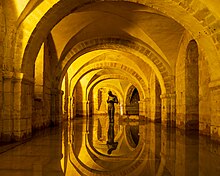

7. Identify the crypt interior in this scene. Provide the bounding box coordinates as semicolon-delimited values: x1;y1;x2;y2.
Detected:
0;0;220;175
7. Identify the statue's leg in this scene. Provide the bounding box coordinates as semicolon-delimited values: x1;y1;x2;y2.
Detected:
110;107;114;123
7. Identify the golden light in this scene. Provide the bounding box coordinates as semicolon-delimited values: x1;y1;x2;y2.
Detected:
14;0;29;17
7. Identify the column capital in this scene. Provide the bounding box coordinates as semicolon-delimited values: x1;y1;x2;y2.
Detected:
160;93;176;99
51;88;63;95
13;72;24;81
138;98;150;103
2;71;13;79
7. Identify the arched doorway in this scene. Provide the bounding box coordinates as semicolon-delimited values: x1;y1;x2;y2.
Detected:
126;86;140;115
185;40;199;130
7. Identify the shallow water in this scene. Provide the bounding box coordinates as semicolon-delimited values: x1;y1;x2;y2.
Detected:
0;115;220;176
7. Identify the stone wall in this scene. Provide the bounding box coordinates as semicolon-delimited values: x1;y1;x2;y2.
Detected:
185;40;199;130
176;31;212;135
209;82;220;140
199;54;211;135
32;35;57;130
75;81;84;116
0;72;33;142
150;73;161;122
0;2;4;140
176;32;200;130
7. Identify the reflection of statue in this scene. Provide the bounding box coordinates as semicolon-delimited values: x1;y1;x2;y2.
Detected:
106;91;118;154
107;122;118;154
107;91;118;123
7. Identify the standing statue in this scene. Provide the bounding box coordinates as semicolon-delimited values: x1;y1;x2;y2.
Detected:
107;91;118;123
106;90;118;154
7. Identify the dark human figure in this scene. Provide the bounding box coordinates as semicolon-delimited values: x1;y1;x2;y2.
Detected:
106;91;118;154
107;91;118;123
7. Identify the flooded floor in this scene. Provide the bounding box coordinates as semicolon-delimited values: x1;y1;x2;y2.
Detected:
0;115;220;176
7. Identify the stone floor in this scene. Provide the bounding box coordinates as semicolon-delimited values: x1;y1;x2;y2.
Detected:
0;115;220;176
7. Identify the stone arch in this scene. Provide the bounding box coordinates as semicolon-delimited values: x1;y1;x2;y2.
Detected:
57;37;171;94
125;85;137;105
86;74;143;100
68;61;148;99
125;84;140;115
15;0;220;83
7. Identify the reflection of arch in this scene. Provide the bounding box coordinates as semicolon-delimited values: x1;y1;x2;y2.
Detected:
70;124;148;175
124;125;139;149
66;121;150;175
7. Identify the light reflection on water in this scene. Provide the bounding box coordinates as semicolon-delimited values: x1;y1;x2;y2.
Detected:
0;115;220;175
63;115;220;176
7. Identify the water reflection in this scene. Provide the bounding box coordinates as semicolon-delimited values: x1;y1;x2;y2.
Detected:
61;115;220;176
0;115;220;175
107;122;118;154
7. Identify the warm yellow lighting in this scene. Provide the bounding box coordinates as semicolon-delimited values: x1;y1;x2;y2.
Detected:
120;104;123;115
14;0;29;17
35;44;44;85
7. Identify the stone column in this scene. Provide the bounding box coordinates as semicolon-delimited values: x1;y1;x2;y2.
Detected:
68;96;72;119
145;98;151;118
160;93;176;127
138;98;150;118
51;89;63;125
13;72;29;140
2;71;13;141
138;100;144;117
76;100;89;117
0;72;2;136
86;100;90;117
209;80;220;141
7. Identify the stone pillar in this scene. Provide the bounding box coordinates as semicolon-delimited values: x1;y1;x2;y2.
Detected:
68;96;73;119
119;103;123;116
0;72;2;136
76;100;89;117
2;71;13;141
51;89;63;125
209;81;220;141
138;100;144;117
19;76;33;140
138;98;150;118
13;72;29;140
145;98;150;118
86;100;90;117
123;103;126;115
160;93;176;127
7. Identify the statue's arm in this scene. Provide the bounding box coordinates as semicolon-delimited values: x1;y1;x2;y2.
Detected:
115;96;118;104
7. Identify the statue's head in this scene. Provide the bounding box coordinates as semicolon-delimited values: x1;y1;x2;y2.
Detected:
108;91;112;95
